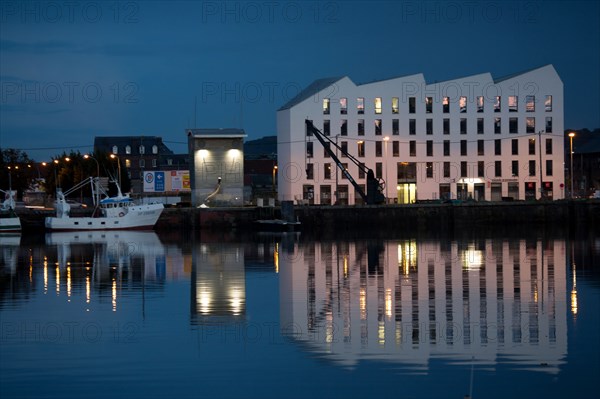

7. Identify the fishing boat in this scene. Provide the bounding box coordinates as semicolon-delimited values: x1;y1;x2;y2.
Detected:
45;177;164;231
0;189;21;232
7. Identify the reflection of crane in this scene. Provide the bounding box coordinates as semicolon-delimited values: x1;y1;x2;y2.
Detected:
305;120;385;205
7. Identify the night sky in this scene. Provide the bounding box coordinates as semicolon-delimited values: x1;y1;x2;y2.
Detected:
1;0;599;161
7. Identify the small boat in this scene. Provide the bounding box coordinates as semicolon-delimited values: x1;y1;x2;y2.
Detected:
0;189;21;232
45;177;164;231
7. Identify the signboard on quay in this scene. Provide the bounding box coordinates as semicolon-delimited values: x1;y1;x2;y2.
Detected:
143;171;190;193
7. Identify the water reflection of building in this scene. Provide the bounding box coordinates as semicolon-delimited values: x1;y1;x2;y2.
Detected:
0;231;191;312
191;242;246;323
279;239;567;373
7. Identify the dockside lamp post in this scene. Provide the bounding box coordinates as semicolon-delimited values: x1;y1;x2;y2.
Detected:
568;132;575;198
272;164;278;199
109;154;122;188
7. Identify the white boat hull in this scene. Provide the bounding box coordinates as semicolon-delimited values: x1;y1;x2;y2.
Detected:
0;216;21;232
45;203;164;231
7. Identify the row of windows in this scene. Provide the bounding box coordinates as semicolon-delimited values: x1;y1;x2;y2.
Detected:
307;138;553;158
314;116;553;137
306;159;554;180
112;144;159;155
124;158;159;168
323;95;553;115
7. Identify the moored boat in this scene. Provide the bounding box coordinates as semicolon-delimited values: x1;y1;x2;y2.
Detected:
45;177;163;231
0;189;21;232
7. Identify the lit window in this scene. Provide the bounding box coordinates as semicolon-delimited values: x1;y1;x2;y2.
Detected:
374;119;382;135
508;96;518;112
409;97;416;113
357;98;364;114
323;98;330;115
526;95;535;112
341;163;349;179
459;96;467;113
125;145;131;154
324;163;331;180
374;97;382;114
442;97;450;113
425;97;433;113
152;145;158;154
545;95;552;112
477;96;484;112
357;141;365;157
392;97;399;114
167;159;173;166
340;98;347;114
526;117;535;133
112;145;118;154
125;159;131;168
139;145;145;154
494;96;501;112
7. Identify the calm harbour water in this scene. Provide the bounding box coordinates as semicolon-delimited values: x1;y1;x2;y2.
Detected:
1;227;599;399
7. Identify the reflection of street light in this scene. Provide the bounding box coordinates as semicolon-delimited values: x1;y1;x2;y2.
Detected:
538;130;544;199
568;132;575;199
110;154;122;188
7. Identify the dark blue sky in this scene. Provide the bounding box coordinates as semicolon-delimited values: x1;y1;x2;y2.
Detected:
1;0;599;161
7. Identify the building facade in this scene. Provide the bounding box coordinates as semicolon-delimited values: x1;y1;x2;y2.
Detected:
187;129;246;207
94;136;189;193
277;65;564;204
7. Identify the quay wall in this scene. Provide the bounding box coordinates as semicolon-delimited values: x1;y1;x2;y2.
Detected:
15;201;600;233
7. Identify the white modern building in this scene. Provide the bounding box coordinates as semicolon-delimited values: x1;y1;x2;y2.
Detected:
277;65;564;204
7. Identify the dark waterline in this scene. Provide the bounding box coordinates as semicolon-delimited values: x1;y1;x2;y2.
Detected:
1;226;598;399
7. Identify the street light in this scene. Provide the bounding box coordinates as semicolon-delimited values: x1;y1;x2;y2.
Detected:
110;154;121;188
569;132;575;199
83;154;100;177
272;164;278;199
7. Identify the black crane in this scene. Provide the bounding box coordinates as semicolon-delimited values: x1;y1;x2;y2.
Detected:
305;119;386;205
